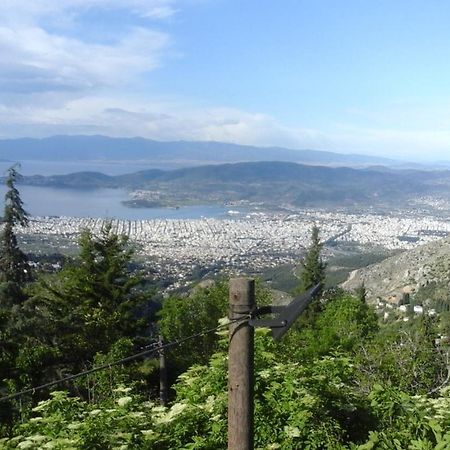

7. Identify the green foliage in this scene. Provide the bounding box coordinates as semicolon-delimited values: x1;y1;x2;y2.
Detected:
158;282;229;371
28;223;149;366
253;338;369;449
0;166;32;432
0;166;31;385
358;384;450;449
155;332;367;449
0;331;371;449
296;225;326;295
279;291;379;361
305;292;378;357
292;225;327;328
0;389;154;449
158;280;272;373
355;283;367;303
0;223;151;424
74;338;143;405
2;165;28;228
3;320;450;449
356;316;445;394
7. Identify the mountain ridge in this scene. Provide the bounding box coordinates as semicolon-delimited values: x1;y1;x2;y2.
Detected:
0;135;403;168
12;160;450;209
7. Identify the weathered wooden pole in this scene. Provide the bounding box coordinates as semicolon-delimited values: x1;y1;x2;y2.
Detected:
228;277;255;450
159;334;168;406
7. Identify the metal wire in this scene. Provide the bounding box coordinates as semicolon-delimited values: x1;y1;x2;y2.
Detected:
0;317;245;403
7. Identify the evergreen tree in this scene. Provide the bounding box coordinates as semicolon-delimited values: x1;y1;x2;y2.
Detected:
0;165;30;286
290;225;327;330
0;165;31;429
297;225;326;295
32;223;149;367
0;223;152;410
356;282;367;303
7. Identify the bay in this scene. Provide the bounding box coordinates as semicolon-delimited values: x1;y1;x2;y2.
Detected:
0;185;244;220
0;160;249;219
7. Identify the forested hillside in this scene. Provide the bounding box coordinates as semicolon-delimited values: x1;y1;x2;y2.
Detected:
14;160;450;208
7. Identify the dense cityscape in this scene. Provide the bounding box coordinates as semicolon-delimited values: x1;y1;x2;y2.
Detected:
19;207;450;282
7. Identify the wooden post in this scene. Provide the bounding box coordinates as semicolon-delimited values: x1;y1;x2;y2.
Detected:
228;277;255;450
159;335;168;406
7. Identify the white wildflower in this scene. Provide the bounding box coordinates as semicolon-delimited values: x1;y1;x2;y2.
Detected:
17;441;34;449
29;416;43;422
204;395;216;412
284;426;301;438
155;402;188;424
114;386;133;394
117;396;133;407
30;434;46;442
141;429;155;436
151;406;167;414
258;369;271;379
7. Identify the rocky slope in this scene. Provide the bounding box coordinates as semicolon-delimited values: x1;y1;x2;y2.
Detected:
341;236;450;304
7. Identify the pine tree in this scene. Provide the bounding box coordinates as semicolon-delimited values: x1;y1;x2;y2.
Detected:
0;165;30;286
290;225;327;331
297;225;326;295
356;282;367;303
37;223;148;364
0;223;151;401
0;166;31;426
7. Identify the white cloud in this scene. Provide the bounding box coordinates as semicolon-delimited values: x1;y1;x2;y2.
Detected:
0;94;332;152
0;1;172;106
0;26;169;96
0;1;178;24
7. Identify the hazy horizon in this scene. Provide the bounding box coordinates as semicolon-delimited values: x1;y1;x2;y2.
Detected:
0;134;448;166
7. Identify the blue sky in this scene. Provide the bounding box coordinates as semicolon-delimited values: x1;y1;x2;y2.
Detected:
1;0;450;161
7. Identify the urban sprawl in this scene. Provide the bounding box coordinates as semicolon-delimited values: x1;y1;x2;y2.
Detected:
19;208;450;285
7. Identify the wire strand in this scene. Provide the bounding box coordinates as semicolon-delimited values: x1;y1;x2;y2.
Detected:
0;317;246;403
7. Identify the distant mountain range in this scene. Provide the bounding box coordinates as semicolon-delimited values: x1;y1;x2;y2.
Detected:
2;135;449;209
15;161;450;209
0;135;408;168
